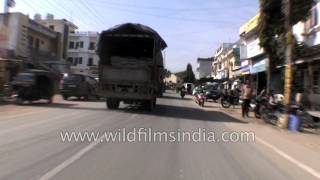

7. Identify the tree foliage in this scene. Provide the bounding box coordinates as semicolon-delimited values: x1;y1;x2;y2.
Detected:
258;0;314;64
184;63;196;83
177;63;196;83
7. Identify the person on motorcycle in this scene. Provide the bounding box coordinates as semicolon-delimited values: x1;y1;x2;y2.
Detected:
241;80;253;118
180;86;186;98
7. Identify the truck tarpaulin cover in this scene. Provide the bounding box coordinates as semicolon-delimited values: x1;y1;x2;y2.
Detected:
98;23;167;65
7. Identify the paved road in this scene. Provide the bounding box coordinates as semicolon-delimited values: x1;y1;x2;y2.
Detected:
0;91;319;180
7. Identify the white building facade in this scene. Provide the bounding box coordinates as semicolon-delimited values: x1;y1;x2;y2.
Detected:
67;31;99;77
292;2;320;110
197;57;213;79
212;43;233;80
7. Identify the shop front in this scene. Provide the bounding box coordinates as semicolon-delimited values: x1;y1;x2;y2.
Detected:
250;58;268;93
240;59;251;82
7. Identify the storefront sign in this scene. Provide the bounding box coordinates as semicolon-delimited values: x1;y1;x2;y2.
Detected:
240;59;251;75
241;60;250;67
241;66;251;76
247;38;264;58
250;59;268;74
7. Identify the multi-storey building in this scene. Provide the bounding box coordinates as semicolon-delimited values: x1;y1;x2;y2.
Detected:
35;14;78;61
211;43;233;80
293;2;320;110
0;13;59;62
67;31;99;77
0;12;63;89
197;57;213;79
239;13;268;93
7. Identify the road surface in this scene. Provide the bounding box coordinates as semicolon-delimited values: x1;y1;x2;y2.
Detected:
0;91;319;180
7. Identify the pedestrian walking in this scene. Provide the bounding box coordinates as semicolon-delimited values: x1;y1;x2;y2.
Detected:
241;80;253;118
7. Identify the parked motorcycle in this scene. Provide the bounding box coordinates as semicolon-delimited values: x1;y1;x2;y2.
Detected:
260;101;286;125
291;105;318;129
221;91;240;108
252;96;269;118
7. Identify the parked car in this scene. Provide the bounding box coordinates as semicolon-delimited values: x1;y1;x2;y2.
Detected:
204;83;221;102
60;74;99;100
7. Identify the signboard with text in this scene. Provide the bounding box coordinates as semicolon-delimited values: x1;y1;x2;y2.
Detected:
246;38;264;58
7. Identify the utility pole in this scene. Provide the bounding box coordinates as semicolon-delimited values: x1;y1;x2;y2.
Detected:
278;0;293;128
4;0;9;13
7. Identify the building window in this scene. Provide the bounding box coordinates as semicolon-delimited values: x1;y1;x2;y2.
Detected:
79;41;84;48
313;70;319;94
75;42;79;49
78;57;83;64
73;58;78;66
69;42;74;49
28;36;34;47
49;25;55;30
89;42;95;50
67;57;73;64
305;6;318;31
87;58;93;66
35;39;40;50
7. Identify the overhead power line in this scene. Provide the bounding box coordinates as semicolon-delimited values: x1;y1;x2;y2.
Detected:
94;0;221;12
78;0;107;27
19;0;39;13
89;4;238;24
93;0;253;12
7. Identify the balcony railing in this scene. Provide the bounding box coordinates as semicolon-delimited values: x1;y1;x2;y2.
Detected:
69;31;99;37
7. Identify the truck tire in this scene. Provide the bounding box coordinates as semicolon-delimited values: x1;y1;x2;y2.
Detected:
144;98;156;112
106;99;120;109
62;95;69;100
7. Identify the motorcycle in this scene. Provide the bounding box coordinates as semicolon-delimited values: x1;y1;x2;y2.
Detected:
252;96;269;118
260;101;286;125
290;105;318;129
221;91;240;108
180;90;186;99
194;92;205;107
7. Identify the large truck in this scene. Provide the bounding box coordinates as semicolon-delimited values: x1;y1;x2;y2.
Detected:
97;23;167;110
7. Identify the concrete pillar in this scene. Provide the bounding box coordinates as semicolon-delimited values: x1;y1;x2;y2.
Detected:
308;62;314;110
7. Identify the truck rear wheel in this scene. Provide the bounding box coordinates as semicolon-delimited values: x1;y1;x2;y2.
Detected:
106;99;120;109
144;98;156;112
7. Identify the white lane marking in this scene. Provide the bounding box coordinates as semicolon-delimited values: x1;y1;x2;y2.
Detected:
38;114;138;180
256;137;320;179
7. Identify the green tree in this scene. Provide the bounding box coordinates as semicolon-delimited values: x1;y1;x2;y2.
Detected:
258;0;314;93
183;63;196;83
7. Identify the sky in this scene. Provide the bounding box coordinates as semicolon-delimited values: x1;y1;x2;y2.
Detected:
1;0;259;73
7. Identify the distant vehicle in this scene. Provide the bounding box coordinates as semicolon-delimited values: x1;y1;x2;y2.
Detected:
60;74;99;100
97;23;167;111
180;88;186;99
204;83;221;102
183;83;194;94
11;69;56;104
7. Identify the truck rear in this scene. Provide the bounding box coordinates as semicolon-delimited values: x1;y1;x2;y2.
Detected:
97;23;167;110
